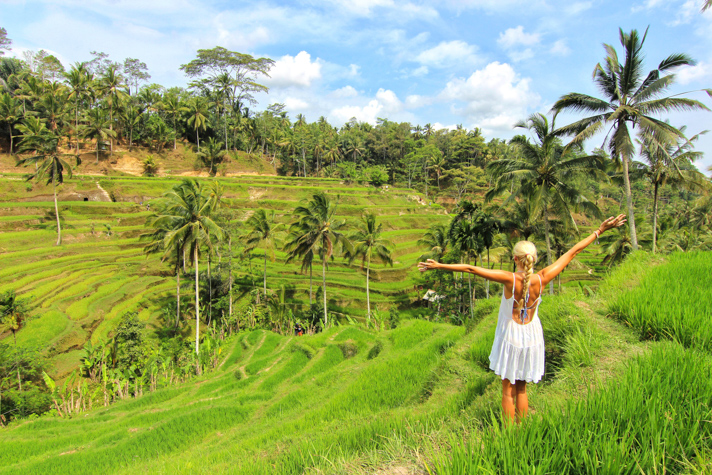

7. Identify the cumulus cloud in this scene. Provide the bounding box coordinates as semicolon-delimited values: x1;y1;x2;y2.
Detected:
264;51;322;89
331;86;359;98
675;62;712;85
438;61;541;134
330;88;405;124
550;39;571;56
497;26;540;49
415;40;481;69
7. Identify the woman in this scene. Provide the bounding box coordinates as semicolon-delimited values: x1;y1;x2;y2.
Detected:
418;214;626;423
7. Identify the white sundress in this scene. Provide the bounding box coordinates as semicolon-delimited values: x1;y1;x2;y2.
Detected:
488;273;545;383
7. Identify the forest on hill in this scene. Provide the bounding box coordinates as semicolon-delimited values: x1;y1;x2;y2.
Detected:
0;22;711;455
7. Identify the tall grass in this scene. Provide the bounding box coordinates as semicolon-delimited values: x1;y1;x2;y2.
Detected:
609;251;712;351
431;342;712;474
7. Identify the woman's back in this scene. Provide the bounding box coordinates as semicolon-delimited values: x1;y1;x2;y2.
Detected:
502;272;543;324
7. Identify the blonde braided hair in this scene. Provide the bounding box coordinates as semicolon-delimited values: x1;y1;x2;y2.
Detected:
512;241;537;317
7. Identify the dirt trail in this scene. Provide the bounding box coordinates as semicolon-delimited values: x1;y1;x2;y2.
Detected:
96;182;112;202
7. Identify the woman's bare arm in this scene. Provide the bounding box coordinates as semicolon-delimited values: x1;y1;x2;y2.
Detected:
418;260;514;285
538;214;626;286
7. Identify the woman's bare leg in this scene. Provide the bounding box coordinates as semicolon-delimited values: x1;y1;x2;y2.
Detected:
501;379;516;424
515;380;528;422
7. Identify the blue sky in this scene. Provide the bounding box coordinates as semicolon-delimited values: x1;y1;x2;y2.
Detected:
2;0;712;172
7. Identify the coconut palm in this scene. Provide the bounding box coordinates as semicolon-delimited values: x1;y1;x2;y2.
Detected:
634;127;708;253
289;192;351;326
551;28;710;251
449;219;483;317
0;290;30;344
159;94;187;150
487;112;602;294
186;96;209;152
197;137;227;176
81;108;116;164
16;117;74;246
153;179;224;354
418;223;450;261
0;92;21;153
243;209;284;300
64;63;92;152
284;232;315;306
347;212;393;321
474;208;500;298
96;65;127;154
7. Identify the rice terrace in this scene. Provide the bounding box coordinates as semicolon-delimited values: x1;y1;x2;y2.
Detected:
1;2;712;474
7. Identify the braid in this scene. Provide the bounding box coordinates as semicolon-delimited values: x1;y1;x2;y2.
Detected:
515;254;535;315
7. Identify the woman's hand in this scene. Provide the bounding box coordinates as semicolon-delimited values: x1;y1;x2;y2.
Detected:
418;259;439;272
598;214;627;234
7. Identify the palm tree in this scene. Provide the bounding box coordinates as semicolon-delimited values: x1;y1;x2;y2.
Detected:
64;63;92;152
0;92;21;153
186;96;209;152
552;28;709;251
703;1;711;12
347;212;393;321
418;223;449;261
96;65;127;154
449;219;482;317
16;117;74;245
197;137;227;176
500;199;541;241
243;209;284;300
634;128;708;253
160;94;187;150
0;290;30;344
154;180;224;354
81;108;116;164
289;192;351;326
284;231;315;306
487;112;602;294
474;208;500;298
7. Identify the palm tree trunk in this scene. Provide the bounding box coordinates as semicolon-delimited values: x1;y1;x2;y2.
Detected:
263;252;267;298
228;237;233;317
486;248;490;298
53;174;61;246
366;253;371;324
309;262;313;306
543;208;553;295
468;272;473;319
8;124;13;154
194;245;200;354
173;116;177;150
652;181;659;254
207;255;212;325
322;258;328;327
176;267;180;330
621;152;638;250
196;128;200;153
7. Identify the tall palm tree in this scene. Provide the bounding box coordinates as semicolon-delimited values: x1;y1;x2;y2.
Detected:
197;137;227;176
81;108;116;164
347;212;393;321
284;233;315;306
487;112;602;294
551;27;709;251
449;219;482;317
159;94;187;150
96;65;127;154
0;290;30;344
64;63;92;152
474;208;500;298
418;223;449;261
634;128;708;253
243;209;284;299
290;192;351;326
186;96;209;152
154;180;224;354
16;117;74;246
0;92;21;153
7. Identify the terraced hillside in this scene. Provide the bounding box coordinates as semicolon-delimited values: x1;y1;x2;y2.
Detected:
0;174;452;377
3;252;711;474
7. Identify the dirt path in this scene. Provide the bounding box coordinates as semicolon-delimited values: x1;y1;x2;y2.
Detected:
96;182;112;202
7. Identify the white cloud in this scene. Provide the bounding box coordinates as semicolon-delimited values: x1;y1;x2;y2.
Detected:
264;51;322;89
405;94;432;108
498;26;540;48
550;39;571;56
331;86;359;98
412;65;429;76
675;62;712;85
331;0;395;16
669;0;699;26
330;88;404;124
438;61;541;134
283;97;309;110
416;40;481;68
564;2;593;15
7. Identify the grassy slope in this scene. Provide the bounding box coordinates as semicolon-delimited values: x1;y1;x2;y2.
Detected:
3;252;710;474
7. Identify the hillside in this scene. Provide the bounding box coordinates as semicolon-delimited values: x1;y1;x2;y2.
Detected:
2;251;711;474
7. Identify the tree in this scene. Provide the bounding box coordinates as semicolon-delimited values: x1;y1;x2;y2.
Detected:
634;128;708;253
243;209;284;299
552;27;710;251
197;137;227;175
0;291;30;344
17;117;74;245
81;108;116;164
487;113;602;294
473;208;500;298
159;94;187;150
347;212;393;321
142;155;159;177
186;96;209;152
64;63;93;152
418;223;449;261
0;92;21;153
96;64;128;154
289;192;351;326
180;47;274;108
154;180;224;354
0;27;11;55
122;58;151;95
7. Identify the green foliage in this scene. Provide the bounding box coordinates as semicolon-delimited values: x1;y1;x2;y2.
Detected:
114;312;146;370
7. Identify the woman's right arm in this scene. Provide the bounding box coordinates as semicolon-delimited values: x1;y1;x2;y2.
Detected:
538;214;626;286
